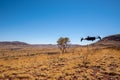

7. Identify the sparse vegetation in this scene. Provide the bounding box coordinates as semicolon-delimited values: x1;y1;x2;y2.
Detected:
0;34;120;79
0;46;120;80
57;37;70;53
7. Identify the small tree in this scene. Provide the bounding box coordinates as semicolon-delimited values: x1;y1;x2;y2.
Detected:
57;37;70;53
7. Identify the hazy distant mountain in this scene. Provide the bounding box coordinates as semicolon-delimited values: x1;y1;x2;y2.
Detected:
92;34;120;48
1;34;120;48
0;41;29;46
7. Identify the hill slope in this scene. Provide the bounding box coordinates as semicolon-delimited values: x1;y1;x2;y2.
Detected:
0;41;29;46
92;34;120;48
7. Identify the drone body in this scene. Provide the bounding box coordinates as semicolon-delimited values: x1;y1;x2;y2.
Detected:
81;36;101;42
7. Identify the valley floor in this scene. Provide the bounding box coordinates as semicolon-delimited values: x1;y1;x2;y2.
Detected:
0;47;120;80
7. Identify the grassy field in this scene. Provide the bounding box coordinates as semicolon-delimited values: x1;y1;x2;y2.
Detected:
0;46;120;80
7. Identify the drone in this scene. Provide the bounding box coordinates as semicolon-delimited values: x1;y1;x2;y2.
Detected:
81;36;101;42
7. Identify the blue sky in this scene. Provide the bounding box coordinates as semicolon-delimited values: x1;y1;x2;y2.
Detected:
0;0;120;45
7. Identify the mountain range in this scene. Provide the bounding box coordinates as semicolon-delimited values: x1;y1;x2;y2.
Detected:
0;34;120;48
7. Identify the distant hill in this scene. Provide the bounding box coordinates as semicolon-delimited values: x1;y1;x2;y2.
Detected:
0;41;29;46
101;34;120;42
92;34;120;49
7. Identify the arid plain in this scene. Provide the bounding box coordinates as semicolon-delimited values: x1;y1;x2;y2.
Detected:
0;34;120;80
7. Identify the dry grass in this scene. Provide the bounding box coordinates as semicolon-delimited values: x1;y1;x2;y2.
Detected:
0;46;120;80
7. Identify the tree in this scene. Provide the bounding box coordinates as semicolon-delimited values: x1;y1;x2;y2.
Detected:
57;37;70;53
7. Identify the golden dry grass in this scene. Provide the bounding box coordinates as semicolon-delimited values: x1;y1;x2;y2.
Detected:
0;46;120;80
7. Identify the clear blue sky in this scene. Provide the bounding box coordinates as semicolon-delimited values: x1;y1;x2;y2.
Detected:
0;0;120;45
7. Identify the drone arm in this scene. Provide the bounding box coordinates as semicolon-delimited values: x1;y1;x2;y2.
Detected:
81;38;83;42
98;36;101;40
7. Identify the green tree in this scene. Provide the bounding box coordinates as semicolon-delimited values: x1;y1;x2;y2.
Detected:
57;37;70;53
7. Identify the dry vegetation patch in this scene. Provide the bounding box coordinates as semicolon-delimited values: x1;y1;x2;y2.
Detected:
0;47;120;79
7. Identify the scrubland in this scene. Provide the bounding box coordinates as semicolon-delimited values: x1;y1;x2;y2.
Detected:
0;46;120;80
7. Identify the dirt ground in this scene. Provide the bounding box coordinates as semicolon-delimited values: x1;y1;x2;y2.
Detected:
0;46;120;80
